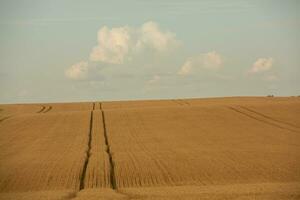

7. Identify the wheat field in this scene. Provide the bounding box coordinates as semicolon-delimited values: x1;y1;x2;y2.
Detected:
0;97;299;199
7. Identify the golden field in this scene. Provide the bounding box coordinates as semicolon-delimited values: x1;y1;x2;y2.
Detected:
0;97;299;199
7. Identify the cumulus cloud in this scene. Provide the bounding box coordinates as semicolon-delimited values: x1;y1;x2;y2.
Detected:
65;61;89;80
136;21;179;52
89;21;180;64
178;51;223;75
66;21;180;81
178;59;193;75
249;58;273;73
90;26;131;64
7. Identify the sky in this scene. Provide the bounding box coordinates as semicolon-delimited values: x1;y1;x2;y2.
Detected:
0;0;299;103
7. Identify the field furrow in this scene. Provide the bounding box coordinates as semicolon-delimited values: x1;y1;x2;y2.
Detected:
0;97;299;199
0;111;91;192
83;110;111;188
104;104;300;188
43;106;52;113
228;106;299;133
37;106;46;113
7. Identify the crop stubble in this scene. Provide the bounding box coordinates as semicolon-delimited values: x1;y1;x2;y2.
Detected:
0;97;299;199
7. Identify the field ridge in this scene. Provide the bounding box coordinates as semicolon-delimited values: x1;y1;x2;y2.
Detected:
101;102;117;190
79;110;93;190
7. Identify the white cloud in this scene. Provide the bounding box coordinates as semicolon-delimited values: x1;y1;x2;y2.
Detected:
178;51;223;75
90;26;131;64
65;61;89;80
89;21;179;64
147;75;161;84
249;58;274;73
136;21;179;52
178;59;193;75
202;51;223;69
66;21;180;81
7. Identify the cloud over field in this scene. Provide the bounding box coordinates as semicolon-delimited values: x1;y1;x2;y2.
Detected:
249;58;274;74
90;21;179;64
89;26;131;64
178;51;223;75
65;61;89;80
66;21;180;80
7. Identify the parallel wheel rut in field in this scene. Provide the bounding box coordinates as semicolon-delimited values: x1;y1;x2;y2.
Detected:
173;99;190;106
79;109;94;190
228;106;299;133
43;106;52;113
100;102;117;190
239;106;300;129
37;106;46;113
181;99;190;106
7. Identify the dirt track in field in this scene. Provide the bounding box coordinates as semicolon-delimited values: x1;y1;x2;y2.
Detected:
0;97;300;199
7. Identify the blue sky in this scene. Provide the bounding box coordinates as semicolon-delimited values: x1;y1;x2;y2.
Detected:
0;0;299;103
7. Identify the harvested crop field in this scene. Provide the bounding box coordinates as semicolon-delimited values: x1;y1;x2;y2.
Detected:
0;97;300;199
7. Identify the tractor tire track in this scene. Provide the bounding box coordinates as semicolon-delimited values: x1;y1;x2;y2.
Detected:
180;99;190;106
79;109;94;190
172;100;181;106
173;99;190;106
0;116;11;123
37;106;46;113
100;102;117;190
43;106;52;113
228;106;299;133
239;106;300;129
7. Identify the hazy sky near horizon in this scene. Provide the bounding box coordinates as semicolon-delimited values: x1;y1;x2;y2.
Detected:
0;0;299;103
